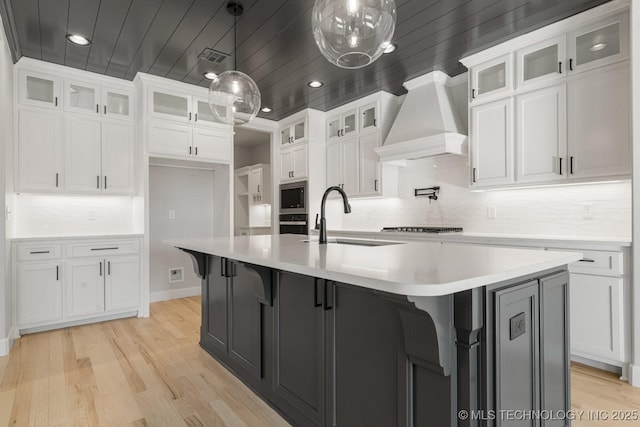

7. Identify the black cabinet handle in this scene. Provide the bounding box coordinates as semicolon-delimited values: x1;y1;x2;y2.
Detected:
104;105;107;115
55;173;59;187
55;97;58;107
471;88;476;99
374;179;378;191
558;61;562;74
104;176;107;189
96;104;99;113
314;279;323;307
97;175;100;189
189;112;192;121
257;184;260;193
570;157;574;174
30;250;50;254
99;261;102;276
472;167;477;183
569;58;574;71
91;247;118;251
108;261;111;275
195;113;198;122
323;281;334;311
195;147;198;156
579;258;596;263
559;158;563;175
56;265;59;280
373;118;376;127
189;146;192;155
221;258;226;277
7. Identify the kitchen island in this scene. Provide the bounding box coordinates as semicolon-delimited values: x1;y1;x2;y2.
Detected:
166;234;581;427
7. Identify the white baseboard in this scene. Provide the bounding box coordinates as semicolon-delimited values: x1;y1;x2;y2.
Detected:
150;285;201;303
629;364;640;387
0;325;17;357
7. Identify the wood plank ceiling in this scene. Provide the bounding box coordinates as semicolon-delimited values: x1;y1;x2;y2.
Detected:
0;0;610;121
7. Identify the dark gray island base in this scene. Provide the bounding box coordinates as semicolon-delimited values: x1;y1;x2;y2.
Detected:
181;250;570;427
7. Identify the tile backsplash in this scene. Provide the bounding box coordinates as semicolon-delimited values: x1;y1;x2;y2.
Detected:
324;155;631;238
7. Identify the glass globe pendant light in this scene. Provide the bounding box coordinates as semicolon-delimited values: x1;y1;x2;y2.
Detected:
208;1;261;125
312;0;396;69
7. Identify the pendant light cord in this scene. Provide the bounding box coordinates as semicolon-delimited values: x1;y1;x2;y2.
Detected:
234;11;237;70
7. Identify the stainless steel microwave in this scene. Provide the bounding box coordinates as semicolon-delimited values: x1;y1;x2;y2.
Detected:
279;181;307;214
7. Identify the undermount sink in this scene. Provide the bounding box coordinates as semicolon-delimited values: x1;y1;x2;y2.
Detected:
303;238;404;247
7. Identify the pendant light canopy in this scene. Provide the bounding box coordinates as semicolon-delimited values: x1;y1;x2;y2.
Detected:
312;0;396;69
208;1;261;125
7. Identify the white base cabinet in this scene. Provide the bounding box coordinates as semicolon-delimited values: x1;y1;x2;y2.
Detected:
13;236;142;333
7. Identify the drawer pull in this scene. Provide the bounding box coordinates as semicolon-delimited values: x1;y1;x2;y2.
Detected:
30;250;50;254
90;247;119;251
579;258;596;263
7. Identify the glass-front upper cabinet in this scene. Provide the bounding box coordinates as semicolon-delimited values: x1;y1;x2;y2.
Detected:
194;98;223;127
516;36;566;88
64;80;100;115
148;88;192;123
18;70;62;109
102;87;133;120
471;54;512;102
568;12;629;74
359;102;378;133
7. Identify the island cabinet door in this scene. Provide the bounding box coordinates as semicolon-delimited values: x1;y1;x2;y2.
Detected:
227;261;268;381
272;272;325;427
201;256;228;356
494;281;540;425
325;282;406;427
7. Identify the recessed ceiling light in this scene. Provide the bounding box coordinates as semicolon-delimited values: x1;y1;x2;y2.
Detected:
590;42;607;52
204;72;218;80
308;80;324;88
261;107;273;113
66;34;91;46
382;43;397;54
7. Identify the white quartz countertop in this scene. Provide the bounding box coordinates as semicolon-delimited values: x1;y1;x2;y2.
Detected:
165;234;582;297
11;233;144;242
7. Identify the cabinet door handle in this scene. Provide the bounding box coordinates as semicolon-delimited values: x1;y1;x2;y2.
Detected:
569;58;574;71
314;278;323;307
55;96;58;107
96;104;99;113
558;61;562;74
221;258;226;277
97;175;100;189
570;156;574;174
472;167;477;183
107;261;111;275
373;118;376;127
195;113;198;122
30;250;50;254
56;265;59;281
195;147;198;156
189;112;192;121
55;173;59;187
91;247;118;251
323;281;334;311
104;176;107;189
579;258;596;263
559;157;563;175
257;184;260;193
104;105;107;115
189;146;192;155
471;88;476;99
99;261;102;276
374;179;378;191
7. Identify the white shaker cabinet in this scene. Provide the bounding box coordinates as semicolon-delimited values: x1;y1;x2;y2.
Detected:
192;126;232;162
358;133;382;196
470;98;513;186
325;138;358;195
515;84;567;183
280;143;308;182
18;69;61;110
16;262;62;327
148;121;192;158
101;122;136;194
327;109;357;141
105;256;141;311
65;260;105;318
567;62;630;179
16;108;63;192
280;118;307;145
470;55;512;103
516;36;565;88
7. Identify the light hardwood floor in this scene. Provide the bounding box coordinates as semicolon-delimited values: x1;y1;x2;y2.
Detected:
0;296;638;426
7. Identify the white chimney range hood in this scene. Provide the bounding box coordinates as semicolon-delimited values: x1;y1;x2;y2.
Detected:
376;71;467;166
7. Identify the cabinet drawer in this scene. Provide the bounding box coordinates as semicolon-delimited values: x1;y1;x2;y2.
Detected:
66;240;140;258
15;243;62;262
549;248;623;276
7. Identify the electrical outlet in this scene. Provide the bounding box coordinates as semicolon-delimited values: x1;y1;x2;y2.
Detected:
169;267;184;283
168;209;176;220
582;203;595;219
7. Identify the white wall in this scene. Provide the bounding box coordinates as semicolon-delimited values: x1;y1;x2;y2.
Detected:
0;14;12;355
325;155;631;238
234;142;271;169
148;165;214;301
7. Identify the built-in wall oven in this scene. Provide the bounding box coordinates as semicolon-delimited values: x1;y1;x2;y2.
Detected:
279;181;308;234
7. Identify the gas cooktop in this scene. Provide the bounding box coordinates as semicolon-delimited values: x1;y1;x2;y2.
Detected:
381;226;463;233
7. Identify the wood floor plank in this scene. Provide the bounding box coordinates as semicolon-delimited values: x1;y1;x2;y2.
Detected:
1;296;638;427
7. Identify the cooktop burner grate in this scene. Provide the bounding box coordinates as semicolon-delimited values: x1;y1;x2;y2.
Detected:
381;226;463;233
